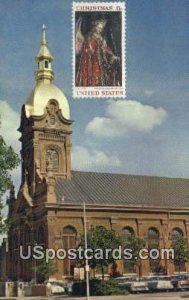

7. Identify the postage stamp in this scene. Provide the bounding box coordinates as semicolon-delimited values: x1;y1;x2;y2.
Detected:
72;2;126;98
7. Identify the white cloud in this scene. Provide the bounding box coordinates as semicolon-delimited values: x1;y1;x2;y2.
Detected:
86;100;167;139
72;145;121;171
0;100;20;152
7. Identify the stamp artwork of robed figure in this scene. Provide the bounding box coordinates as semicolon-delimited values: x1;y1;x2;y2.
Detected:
73;2;126;98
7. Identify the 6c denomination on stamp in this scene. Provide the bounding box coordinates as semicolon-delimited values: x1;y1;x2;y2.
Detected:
73;2;126;98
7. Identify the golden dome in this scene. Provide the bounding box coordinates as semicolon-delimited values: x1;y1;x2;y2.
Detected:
25;82;70;119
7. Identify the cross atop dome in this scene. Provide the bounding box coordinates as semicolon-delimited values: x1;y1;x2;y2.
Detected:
42;24;47;45
35;25;54;83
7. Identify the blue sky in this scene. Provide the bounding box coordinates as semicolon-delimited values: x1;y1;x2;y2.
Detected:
0;0;189;187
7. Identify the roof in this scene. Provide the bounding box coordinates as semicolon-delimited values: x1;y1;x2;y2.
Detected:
55;171;189;209
36;44;53;60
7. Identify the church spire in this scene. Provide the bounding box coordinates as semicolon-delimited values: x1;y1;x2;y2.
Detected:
35;25;54;83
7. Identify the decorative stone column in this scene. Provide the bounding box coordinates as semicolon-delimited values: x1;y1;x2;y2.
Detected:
161;219;174;275
110;217;122;275
46;166;56;203
137;220;149;277
47;217;58;279
54;233;63;280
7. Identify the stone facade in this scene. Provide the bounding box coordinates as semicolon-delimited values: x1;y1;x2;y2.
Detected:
7;198;189;281
6;26;189;282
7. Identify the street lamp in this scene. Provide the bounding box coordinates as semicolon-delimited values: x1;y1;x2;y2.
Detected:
83;202;90;300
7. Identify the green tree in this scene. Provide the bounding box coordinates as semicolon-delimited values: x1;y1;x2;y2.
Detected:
171;235;189;273
35;258;57;282
123;235;146;279
0;136;20;233
77;225;121;280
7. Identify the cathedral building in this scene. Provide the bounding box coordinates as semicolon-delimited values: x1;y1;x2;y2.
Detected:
7;26;189;282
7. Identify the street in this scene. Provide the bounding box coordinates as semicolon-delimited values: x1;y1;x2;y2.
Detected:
2;291;189;300
51;292;189;300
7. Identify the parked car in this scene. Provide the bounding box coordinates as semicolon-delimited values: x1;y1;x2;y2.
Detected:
132;275;174;292
156;280;174;291
114;276;137;290
45;280;65;295
171;275;189;291
130;281;149;293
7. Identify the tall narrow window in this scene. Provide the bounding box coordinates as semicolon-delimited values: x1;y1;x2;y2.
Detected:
45;60;48;68
62;226;77;276
171;228;186;272
148;227;160;273
122;227;136;274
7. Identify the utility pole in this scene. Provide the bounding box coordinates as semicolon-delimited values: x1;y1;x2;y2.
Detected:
83;202;90;300
34;241;37;284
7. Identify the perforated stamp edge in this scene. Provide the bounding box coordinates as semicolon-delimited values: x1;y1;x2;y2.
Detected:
72;1;126;99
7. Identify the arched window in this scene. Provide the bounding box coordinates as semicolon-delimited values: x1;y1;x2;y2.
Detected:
62;226;77;276
63;225;77;235
148;228;159;247
46;148;59;172
122;227;134;240
171;228;185;272
122;227;136;274
171;228;183;240
148;227;160;274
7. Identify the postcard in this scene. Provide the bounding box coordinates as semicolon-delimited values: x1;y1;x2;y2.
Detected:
0;0;188;293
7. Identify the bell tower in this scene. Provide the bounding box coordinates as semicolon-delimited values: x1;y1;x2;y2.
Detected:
19;25;73;198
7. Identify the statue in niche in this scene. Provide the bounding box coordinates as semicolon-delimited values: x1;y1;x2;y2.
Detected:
46;149;59;172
